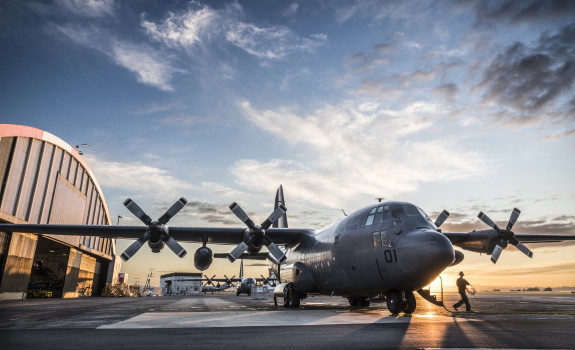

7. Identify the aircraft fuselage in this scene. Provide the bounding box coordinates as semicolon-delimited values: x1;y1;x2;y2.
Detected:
279;201;455;298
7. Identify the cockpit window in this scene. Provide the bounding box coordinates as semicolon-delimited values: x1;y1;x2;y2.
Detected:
364;205;390;226
392;207;405;218
416;206;433;222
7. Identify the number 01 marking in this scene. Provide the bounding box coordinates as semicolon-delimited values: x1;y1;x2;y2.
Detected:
384;249;398;263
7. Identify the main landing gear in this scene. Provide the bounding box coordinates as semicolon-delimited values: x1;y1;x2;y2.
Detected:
348;296;371;307
283;283;301;307
386;290;416;314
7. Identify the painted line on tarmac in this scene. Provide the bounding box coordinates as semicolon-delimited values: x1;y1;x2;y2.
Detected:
98;310;476;329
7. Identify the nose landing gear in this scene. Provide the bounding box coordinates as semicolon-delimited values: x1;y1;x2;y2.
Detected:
386;290;416;314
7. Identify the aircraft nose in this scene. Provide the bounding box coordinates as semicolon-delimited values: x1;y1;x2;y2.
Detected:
396;229;454;290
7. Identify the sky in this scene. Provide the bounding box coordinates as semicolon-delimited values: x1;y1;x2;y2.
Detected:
1;0;574;291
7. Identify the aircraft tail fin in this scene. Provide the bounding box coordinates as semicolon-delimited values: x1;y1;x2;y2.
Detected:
273;185;288;228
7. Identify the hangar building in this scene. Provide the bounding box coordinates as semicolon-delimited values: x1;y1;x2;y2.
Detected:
160;272;202;296
0;124;121;300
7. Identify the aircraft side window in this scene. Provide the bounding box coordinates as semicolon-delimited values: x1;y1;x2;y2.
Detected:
383;210;390;221
380;231;388;246
372;231;381;247
372;231;388;247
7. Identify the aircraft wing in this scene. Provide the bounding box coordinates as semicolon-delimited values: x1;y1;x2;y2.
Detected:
444;231;575;246
443;230;575;264
0;223;313;246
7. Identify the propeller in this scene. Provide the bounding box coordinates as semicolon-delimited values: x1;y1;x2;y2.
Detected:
477;208;533;264
434;209;450;228
223;275;236;285
120;197;188;261
227;202;287;264
204;275;216;286
260;274;276;285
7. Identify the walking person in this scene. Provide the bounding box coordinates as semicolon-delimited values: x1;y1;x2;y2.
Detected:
453;271;472;312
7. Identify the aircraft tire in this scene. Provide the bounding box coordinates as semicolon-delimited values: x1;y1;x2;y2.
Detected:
386;290;403;314
288;287;300;307
402;291;416;314
284;284;300;307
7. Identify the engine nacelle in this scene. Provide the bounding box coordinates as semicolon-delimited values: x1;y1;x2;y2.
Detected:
450;249;465;266
194;246;213;271
247;241;262;254
148;239;165;253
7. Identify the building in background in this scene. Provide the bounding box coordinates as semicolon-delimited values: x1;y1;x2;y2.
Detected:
160;273;202;296
0;124;121;300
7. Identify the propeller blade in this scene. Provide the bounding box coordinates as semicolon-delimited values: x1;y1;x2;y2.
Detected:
204;275;215;286
158;197;188;225
229;202;256;230
164;236;188;258
506;208;521;231
490;244;504;264
266;241;287;264
120;231;151;261
478;211;501;232
228;241;249;263
224;275;235;285
434;209;450;228
261;205;287;230
511;239;533;258
124;198;152;225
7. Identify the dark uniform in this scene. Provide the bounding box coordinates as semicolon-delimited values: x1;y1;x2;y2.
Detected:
453;272;471;311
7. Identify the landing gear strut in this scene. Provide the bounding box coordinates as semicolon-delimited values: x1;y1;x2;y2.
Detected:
348;296;371;307
386;290;416;314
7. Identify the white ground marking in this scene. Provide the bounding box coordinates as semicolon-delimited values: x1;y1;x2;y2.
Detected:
98;310;476;329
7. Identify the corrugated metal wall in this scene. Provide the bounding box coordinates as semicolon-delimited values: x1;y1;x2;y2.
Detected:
0;131;116;299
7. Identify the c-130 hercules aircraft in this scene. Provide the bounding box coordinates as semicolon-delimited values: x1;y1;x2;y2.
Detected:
2;185;575;314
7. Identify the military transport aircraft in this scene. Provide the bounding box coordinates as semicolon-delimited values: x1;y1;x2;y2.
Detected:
203;260;277;296
2;185;575;314
201;279;232;294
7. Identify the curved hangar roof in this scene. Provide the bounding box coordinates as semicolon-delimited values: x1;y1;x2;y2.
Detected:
0;124;113;257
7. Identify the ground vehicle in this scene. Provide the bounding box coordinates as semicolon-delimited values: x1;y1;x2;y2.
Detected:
27;285;53;298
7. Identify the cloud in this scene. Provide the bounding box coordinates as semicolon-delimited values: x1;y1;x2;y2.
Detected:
475;23;575;135
141;2;327;60
470;0;575;26
53;24;183;91
283;3;299;17
110;41;184;91
345;43;394;74
83;154;196;200
432;83;458;102
141;3;218;50
55;0;114;17
233;100;485;208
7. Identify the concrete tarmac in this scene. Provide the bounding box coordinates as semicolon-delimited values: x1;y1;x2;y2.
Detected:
1;291;574;349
